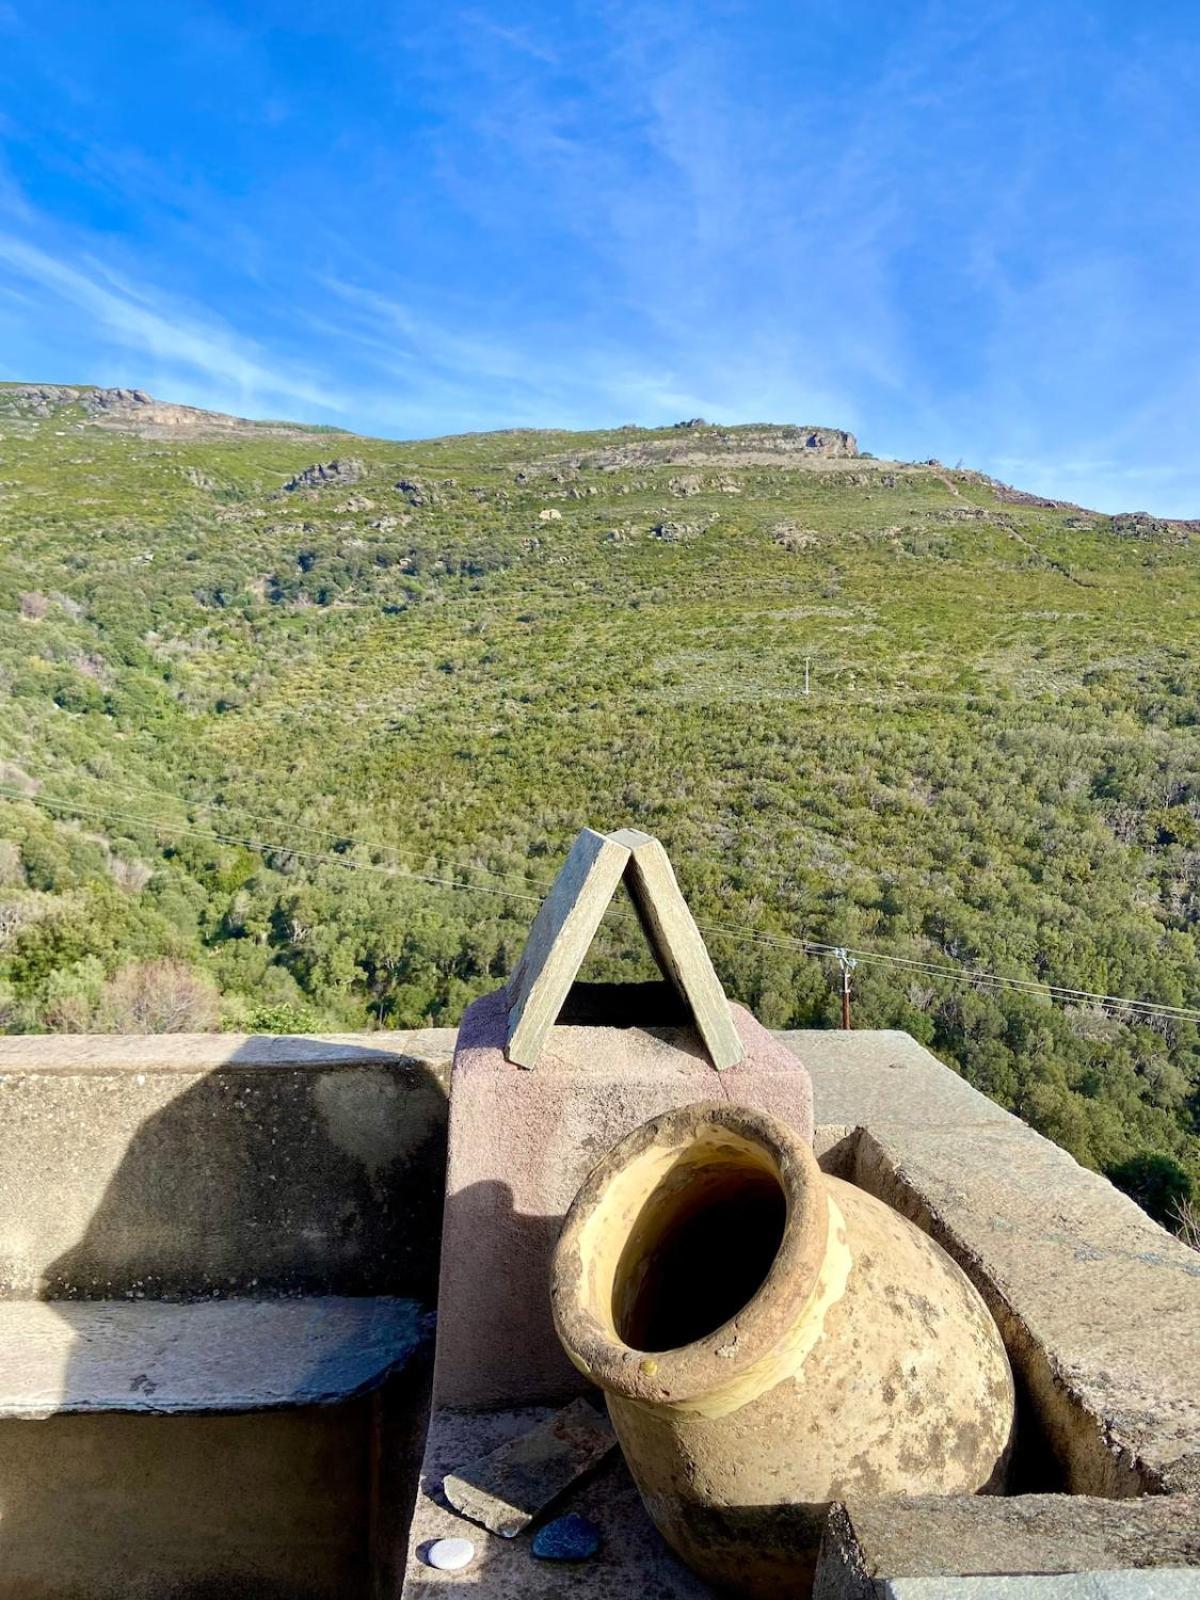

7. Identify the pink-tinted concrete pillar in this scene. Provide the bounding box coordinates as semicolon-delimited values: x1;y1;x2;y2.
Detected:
433;987;814;1409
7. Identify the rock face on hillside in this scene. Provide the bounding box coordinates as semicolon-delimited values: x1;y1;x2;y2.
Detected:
283;458;366;492
1110;511;1200;541
516;423;859;479
0;384;344;440
0;385;83;419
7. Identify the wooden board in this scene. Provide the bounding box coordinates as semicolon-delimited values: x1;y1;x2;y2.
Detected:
504;827;744;1071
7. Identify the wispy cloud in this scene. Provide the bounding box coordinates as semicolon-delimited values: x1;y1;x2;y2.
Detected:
458;10;559;66
0;228;346;416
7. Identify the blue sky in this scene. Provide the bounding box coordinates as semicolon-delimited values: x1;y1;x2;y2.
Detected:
0;1;1198;513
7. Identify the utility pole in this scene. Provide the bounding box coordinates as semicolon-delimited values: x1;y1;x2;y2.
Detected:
834;947;858;1030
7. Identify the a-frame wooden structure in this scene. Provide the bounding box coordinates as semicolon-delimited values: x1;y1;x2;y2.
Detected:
504;827;745;1070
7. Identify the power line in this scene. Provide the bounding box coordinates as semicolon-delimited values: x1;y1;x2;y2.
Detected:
0;784;545;906
2;779;1197;1023
1;770;557;896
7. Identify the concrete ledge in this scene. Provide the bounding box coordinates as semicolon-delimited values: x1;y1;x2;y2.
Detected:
0;1029;459;1072
814;1495;1200;1597
776;1028;1019;1129
882;1577;1200;1599
843;1122;1200;1496
0;1295;428;1416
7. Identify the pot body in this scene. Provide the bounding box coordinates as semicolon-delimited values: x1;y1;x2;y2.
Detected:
551;1105;1015;1599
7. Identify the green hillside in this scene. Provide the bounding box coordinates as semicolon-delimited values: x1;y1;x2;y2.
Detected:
2;383;1198;1223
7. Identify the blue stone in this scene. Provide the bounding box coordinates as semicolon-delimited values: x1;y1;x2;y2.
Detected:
531;1513;601;1561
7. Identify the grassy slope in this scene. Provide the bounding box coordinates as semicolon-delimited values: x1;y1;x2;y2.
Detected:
1;387;1198;1205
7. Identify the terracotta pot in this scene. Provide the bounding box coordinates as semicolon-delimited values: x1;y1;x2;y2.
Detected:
550;1102;1015;1597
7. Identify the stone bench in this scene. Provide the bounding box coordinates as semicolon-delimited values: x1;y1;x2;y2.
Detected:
0;1295;432;1599
0;1030;457;1600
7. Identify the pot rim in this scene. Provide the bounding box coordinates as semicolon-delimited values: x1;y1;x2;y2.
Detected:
550;1100;828;1409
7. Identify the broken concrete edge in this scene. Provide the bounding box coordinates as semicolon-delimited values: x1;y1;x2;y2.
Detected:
812;1494;1200;1598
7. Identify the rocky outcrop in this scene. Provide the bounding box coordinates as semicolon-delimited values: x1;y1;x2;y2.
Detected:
395;477;457;508
772;519;819;551
1110;512;1200;541
0;384;84;418
516;423;859;479
283;458;366;492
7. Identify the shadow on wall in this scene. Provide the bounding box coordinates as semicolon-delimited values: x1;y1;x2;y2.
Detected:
43;1037;451;1301
0;1038;451;1600
436;1176;579;1408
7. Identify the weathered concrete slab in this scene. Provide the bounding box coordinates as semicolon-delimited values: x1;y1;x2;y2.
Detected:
505;829;743;1070
402;1404;712;1598
506;829;632;1068
883;1576;1200;1600
0;1295;429;1415
814;1494;1200;1597
0;1030;453;1299
778;1027;1017;1128
443;1395;615;1536
615;828;744;1069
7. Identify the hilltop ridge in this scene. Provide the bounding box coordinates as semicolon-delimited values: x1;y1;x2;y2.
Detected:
4;381;1195;530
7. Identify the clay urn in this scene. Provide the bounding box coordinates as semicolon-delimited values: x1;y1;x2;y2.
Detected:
550;1101;1016;1598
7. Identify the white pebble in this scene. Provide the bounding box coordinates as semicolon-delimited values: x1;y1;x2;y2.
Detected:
425;1536;475;1572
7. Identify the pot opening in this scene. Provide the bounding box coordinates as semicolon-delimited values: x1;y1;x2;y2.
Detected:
613;1156;786;1353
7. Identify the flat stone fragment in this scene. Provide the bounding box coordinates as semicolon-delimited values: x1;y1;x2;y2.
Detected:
442;1397;616;1537
424;1538;475;1573
532;1514;601;1561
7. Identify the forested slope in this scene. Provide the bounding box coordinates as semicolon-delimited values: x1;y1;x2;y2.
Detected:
1;384;1198;1226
